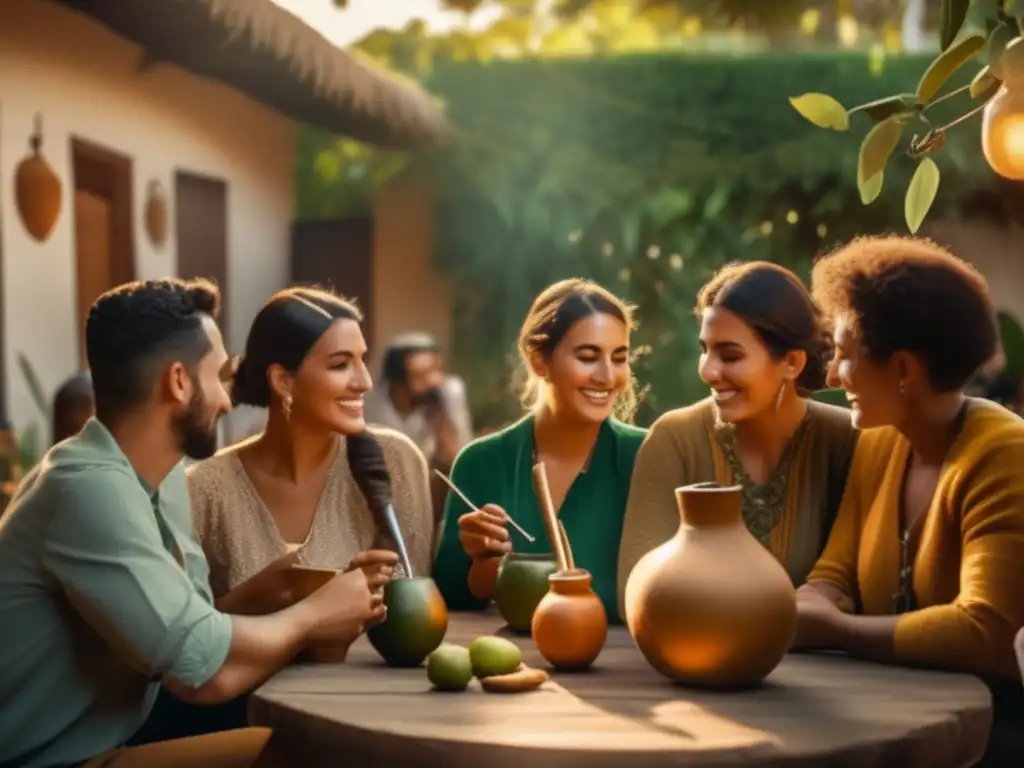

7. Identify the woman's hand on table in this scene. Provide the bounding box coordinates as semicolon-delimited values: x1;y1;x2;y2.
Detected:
793;586;845;650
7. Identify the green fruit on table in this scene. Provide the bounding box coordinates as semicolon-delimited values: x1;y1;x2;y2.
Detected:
427;644;474;691
469;636;523;678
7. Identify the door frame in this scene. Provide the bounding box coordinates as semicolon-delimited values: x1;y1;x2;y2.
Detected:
291;217;374;350
173;169;229;343
71;138;134;285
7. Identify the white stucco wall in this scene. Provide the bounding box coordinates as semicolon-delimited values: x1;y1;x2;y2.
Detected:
0;0;296;437
924;219;1024;325
370;168;452;376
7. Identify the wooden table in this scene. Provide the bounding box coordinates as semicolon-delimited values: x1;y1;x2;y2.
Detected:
250;612;993;767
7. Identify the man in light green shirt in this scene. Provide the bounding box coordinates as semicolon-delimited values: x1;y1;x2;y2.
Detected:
0;279;392;768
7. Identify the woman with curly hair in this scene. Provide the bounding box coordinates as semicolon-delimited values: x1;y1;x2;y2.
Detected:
797;235;1024;762
618;262;857;616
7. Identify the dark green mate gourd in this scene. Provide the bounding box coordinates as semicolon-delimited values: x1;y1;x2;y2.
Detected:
347;432;448;666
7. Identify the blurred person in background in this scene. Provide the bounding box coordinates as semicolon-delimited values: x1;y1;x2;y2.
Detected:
982;371;1023;414
365;332;473;523
51;370;95;445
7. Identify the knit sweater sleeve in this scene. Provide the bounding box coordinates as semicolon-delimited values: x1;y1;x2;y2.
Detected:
892;427;1024;680
431;438;496;611
804;428;891;606
617;404;712;620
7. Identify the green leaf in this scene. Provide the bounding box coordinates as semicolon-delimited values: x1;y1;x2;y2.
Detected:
788;93;849;131
858;118;903;202
16;422;40;474
905;158;941;234
703;184;730;219
645;188;693;227
940;0;971;50
860;171;884;205
16;354;49;418
998;310;1024;377
970;64;1001;97
986;22;1019;78
849;93;919;122
965;0;1002;34
1007;0;1024;28
970;64;1003;101
916;33;986;103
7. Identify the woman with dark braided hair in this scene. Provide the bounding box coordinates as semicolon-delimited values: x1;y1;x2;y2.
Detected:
187;287;433;615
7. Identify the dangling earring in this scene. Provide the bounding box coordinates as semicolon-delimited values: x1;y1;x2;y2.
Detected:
282;395;293;422
898;379;906;396
774;380;786;413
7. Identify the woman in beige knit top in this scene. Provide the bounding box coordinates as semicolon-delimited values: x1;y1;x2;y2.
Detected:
188;287;434;609
618;262;857;616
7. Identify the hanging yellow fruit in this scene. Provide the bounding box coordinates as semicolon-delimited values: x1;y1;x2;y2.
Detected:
15;116;62;243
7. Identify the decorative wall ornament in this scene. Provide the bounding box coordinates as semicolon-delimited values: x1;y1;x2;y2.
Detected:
14;114;62;243
144;179;168;248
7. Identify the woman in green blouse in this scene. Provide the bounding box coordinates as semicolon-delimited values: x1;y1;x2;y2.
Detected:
432;278;646;621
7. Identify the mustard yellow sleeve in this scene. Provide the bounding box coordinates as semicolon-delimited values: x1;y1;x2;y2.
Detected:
617;414;691;619
805;443;864;604
893;439;1024;681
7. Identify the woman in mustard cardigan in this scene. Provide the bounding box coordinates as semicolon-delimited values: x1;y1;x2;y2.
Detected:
797;235;1024;762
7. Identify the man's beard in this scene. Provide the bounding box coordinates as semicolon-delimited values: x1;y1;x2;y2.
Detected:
173;387;218;461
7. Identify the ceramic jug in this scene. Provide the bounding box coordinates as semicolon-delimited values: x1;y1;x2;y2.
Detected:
531;569;607;670
624;482;797;688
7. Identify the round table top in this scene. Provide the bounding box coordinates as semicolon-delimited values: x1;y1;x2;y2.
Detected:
250;611;993;767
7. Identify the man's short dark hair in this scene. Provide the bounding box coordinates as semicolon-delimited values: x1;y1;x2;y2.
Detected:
381;332;441;384
85;278;220;421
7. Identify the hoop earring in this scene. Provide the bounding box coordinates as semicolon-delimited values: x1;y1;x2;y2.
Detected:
774;381;786;413
283;395;293;422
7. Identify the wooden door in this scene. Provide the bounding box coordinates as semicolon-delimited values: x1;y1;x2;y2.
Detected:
71;139;134;368
175;171;228;341
291;218;373;350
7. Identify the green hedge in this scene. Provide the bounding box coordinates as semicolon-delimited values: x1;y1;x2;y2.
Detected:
417;51;1018;429
297;51;1016;429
